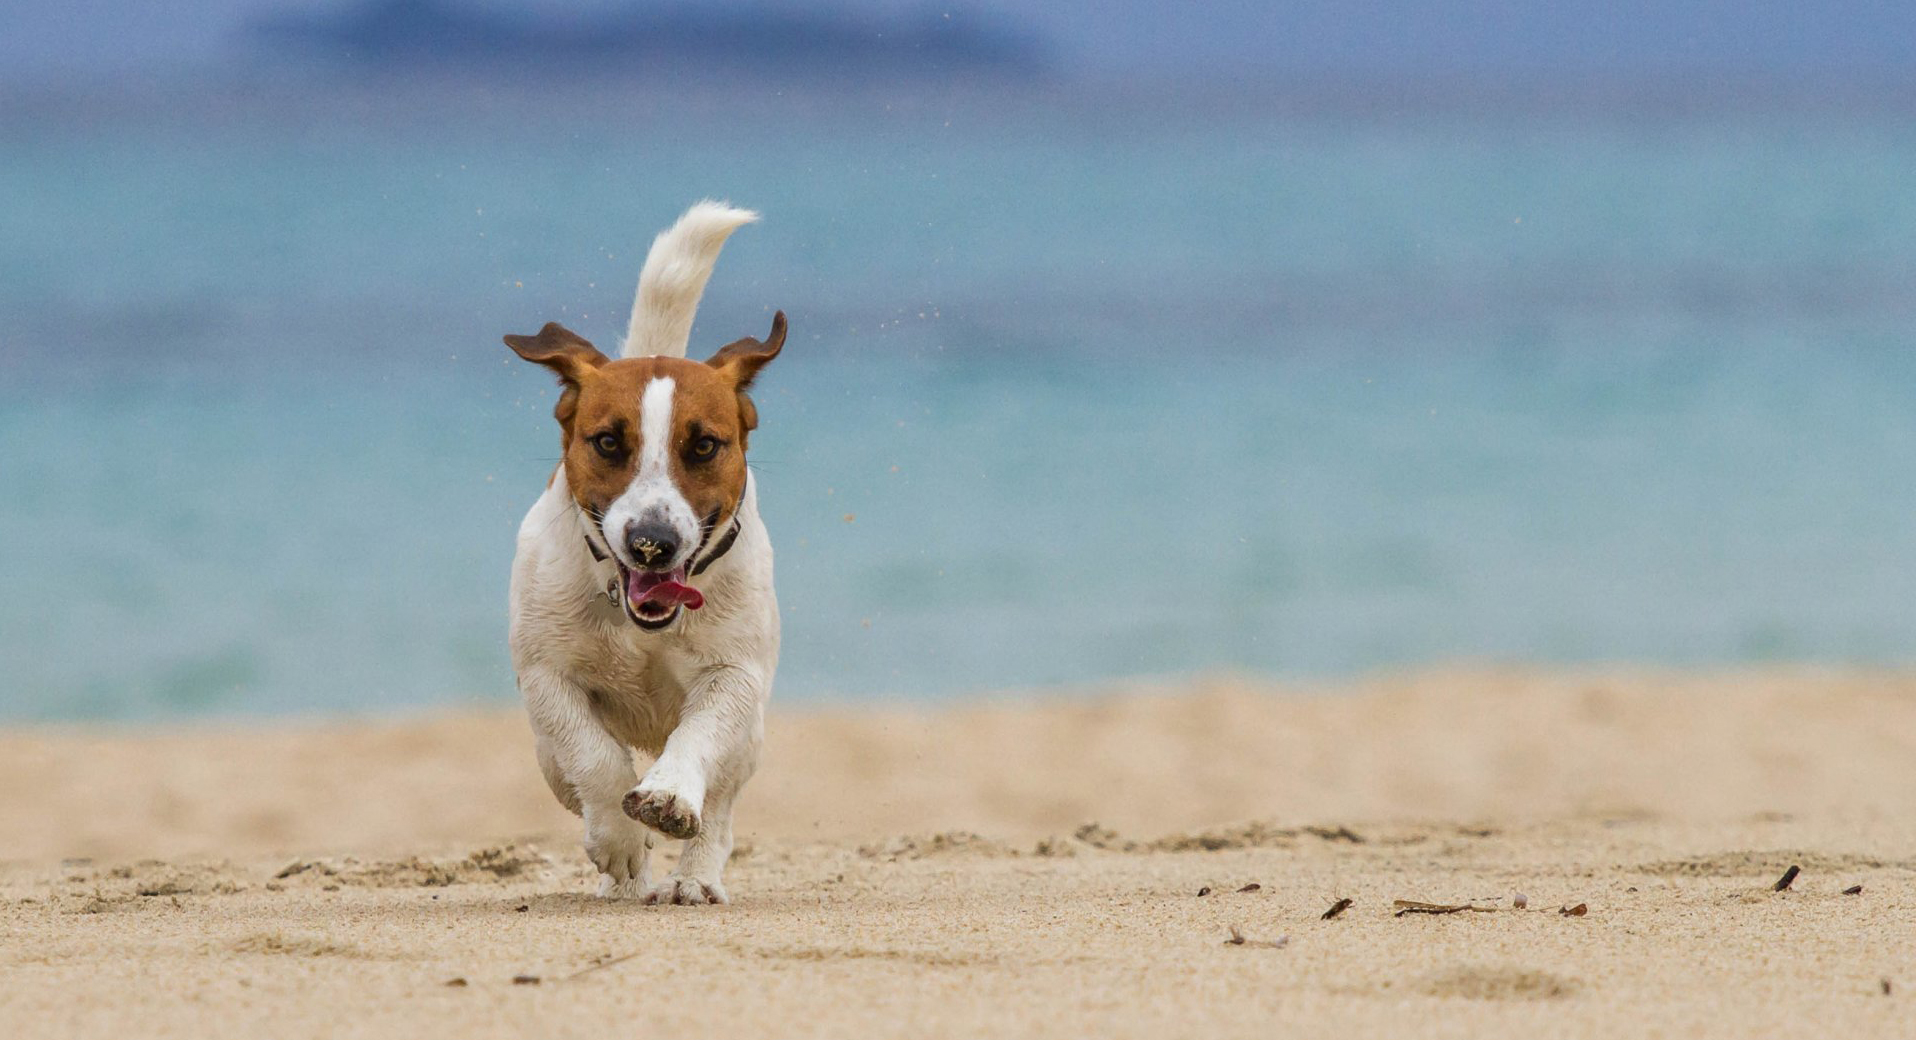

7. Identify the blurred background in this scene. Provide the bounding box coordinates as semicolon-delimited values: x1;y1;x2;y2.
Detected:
2;1;1913;720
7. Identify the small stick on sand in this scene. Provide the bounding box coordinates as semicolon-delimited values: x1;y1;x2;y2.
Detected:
563;951;644;983
1843;885;1863;896
1321;898;1353;920
1392;899;1496;916
1773;865;1801;892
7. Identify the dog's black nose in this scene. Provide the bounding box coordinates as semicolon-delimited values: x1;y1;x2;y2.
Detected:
623;520;678;568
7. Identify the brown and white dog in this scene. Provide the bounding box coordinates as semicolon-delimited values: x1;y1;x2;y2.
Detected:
504;201;782;903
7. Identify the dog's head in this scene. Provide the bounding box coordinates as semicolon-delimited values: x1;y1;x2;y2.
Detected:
506;313;786;629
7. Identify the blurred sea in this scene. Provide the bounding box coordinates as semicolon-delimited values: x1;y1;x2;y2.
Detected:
2;80;1913;720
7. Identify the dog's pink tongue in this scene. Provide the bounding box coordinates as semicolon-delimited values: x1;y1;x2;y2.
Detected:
625;569;704;611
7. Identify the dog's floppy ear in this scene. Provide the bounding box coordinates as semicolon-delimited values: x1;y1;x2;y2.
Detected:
705;311;786;392
505;323;608;435
504;322;609;383
704;312;785;436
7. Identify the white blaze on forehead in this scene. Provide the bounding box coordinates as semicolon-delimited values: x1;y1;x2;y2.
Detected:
598;375;702;569
637;376;677;483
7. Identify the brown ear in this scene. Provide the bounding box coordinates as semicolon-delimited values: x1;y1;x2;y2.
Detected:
704;311;786;392
505;322;608;438
503;322;609;384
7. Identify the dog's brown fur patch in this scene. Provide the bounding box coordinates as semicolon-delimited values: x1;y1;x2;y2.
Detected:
506;314;786;539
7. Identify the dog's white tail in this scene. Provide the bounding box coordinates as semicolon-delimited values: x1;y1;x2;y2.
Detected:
622;200;759;359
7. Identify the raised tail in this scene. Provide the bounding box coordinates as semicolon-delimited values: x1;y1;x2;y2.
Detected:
623;200;759;359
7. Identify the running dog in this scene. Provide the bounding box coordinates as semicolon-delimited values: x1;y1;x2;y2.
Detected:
504;201;783;904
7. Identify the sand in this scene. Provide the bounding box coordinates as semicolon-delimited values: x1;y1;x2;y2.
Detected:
3;668;1913;1038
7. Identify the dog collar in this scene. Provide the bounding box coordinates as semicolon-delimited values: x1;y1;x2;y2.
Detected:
692;517;740;575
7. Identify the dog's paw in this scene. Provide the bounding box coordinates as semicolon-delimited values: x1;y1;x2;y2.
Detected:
644;876;728;906
583;814;651;886
623;784;701;840
597;874;649;899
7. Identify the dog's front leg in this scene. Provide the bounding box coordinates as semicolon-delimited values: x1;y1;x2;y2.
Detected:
623;666;765;905
520;669;653;897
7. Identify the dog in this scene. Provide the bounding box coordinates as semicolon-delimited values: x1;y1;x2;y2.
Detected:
503;201;783;904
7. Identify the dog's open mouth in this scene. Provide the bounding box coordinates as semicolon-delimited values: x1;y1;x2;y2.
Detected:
617;564;704;629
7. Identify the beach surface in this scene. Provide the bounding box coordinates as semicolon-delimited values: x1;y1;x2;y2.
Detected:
3;669;1913;1038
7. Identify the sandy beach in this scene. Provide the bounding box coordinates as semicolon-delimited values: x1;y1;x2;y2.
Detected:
3;668;1913;1038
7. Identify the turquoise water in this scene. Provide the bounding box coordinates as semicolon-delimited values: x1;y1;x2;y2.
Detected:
3;84;1914;719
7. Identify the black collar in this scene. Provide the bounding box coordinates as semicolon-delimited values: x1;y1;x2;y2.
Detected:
692;517;741;575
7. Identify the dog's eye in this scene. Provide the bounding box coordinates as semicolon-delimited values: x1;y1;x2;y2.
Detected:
591;433;622;458
688;435;722;461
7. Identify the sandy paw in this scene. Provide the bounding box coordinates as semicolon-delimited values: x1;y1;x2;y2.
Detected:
624;785;701;840
644;877;728;906
597;874;650;899
584;815;651;887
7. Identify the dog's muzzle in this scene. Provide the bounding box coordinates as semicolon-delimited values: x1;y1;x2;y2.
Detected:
587;512;742;630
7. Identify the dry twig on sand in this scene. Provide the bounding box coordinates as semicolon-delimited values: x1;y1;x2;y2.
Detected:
563;951;643;983
1392;899;1497;917
1391;898;1587;917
